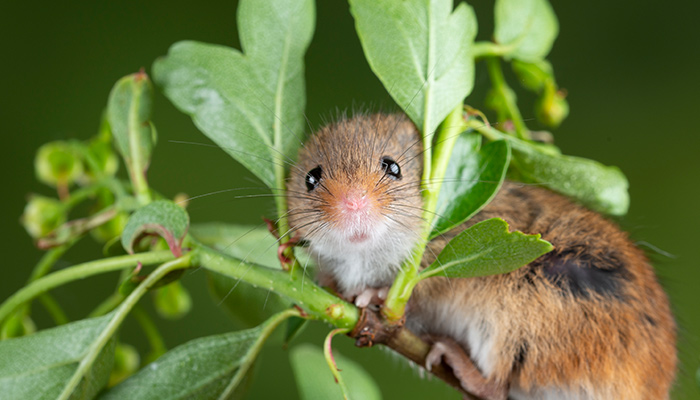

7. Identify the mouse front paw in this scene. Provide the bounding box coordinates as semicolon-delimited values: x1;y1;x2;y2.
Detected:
353;287;389;308
426;337;508;400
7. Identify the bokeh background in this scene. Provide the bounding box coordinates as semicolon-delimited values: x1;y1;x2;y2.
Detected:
2;0;698;398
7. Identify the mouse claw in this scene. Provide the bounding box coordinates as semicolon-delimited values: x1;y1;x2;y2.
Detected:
354;287;390;308
425;341;448;372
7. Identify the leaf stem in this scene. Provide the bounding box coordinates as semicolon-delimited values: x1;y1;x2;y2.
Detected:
0;250;175;326
38;294;69;325
57;254;192;400
486;57;529;140
89;292;126;318
132;305;167;362
28;239;77;282
472;41;515;59
383;105;467;321
218;308;300;400
324;328;352;400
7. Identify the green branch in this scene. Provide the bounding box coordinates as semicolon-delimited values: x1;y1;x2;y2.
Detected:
192;243;359;330
0;250;175;326
486;57;529;140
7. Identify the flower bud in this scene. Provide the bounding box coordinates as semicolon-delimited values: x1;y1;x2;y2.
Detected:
153;281;192;320
512;59;553;92
108;342;140;387
536;84;569;128
35;141;84;188
1;312;36;339
21;196;66;239
79;139;119;185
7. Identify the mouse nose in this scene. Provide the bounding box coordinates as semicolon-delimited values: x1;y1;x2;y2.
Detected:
342;190;369;212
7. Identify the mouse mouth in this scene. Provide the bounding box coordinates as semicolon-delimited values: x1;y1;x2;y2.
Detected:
348;232;369;243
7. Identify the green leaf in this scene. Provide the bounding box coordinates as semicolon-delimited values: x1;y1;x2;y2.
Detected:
153;0;314;188
101;330;257;400
421;218;552;279
349;0;477;136
431;134;510;238
192;223;293;326
107;71;156;203
507;138;629;215
290;344;381;400
121;200;190;256
494;0;558;61
102;310;295;400
0;315;115;400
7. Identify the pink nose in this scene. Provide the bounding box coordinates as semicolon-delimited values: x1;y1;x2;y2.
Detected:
343;192;369;212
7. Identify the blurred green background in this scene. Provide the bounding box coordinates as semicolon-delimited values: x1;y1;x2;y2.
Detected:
2;0;698;398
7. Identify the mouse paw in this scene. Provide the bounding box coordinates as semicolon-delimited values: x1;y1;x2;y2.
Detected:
425;337;508;400
354;287;389;308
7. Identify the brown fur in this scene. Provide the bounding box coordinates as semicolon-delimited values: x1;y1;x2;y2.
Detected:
411;182;677;398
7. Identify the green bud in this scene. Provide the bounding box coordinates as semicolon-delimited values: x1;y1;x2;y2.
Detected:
108;342;140;387
1;312;36;339
512;59;553;92
536;84;569;128
35;141;84;188
79;138;119;185
21;196;66;239
91;211;128;243
153;281;192;320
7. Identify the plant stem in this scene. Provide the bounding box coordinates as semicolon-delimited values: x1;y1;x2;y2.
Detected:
57;254;192;400
383;105;467;321
485;57;529;140
192;243;359;330
0;250;175;326
28;239;77;282
218;308;300;400
324;328;352;400
132;305;167;361
38;294;69;325
89;292;126;318
472;41;515;59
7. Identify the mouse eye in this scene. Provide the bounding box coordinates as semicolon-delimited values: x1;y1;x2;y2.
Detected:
305;166;323;191
380;156;402;180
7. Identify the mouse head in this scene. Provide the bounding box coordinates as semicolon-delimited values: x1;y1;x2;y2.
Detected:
287;113;424;263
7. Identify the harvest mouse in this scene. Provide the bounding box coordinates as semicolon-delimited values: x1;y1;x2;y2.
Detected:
286;113;676;399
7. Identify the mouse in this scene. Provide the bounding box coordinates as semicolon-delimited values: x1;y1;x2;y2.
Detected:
286;112;676;400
